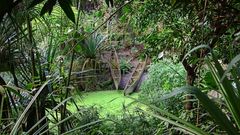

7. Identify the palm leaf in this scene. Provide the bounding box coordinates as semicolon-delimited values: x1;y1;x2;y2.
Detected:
10;80;51;135
129;97;208;135
184;86;239;134
206;56;240;129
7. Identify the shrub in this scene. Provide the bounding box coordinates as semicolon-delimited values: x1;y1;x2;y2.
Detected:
139;59;186;113
98;110;160;134
69;106;101;134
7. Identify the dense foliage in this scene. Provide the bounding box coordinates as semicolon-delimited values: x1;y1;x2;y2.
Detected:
140;59;185;112
0;0;240;134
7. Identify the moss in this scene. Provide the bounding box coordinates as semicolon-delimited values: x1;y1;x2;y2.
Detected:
68;90;142;116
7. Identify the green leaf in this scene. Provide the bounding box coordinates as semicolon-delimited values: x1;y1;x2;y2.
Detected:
207;56;240;129
26;83;34;90
140;109;206;135
184;86;239;135
10;80;51;135
3;85;26;99
105;0;113;7
58;0;75;23
0;85;4;94
160;86;187;100
203;72;217;89
74;44;82;53
61;120;103;135
105;0;109;6
182;44;211;62
28;0;45;9
171;0;177;6
157;85;239;134
24;97;73;134
221;54;240;82
40;0;57;16
129;97;208;135
96;10;103;17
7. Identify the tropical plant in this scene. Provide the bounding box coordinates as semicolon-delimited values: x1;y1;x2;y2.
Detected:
2;0;240;134
102;110;159;134
78;33;108;59
140;59;185;113
119;58;132;74
0;1;77;134
136;46;240;134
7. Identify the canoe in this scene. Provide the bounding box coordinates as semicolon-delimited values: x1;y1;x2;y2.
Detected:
101;49;121;90
124;56;148;95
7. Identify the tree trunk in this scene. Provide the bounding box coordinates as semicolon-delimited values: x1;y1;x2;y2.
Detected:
185;69;196;110
182;59;196;110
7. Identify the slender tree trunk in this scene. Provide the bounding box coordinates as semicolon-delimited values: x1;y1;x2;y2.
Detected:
185;69;196;110
182;59;196;110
